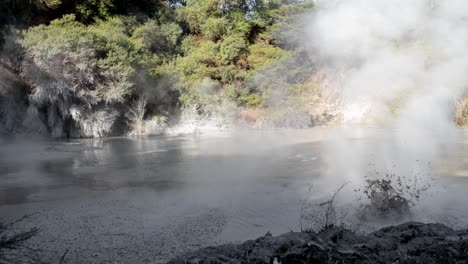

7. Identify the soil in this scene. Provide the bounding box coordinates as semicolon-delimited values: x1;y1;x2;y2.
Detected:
168;222;468;264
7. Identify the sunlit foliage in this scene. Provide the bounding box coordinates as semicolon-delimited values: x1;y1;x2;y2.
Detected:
1;0;315;137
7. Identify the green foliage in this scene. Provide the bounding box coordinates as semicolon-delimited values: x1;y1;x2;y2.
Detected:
39;0;63;8
202;17;229;40
7;0;317;136
133;20;182;55
248;43;289;70
181;35;195;54
219;34;247;65
59;0;164;22
90;17;140;102
223;85;242;101
75;0;116;21
22;14;92;61
166;0;315;113
229;11;252;36
178;0;214;33
178;78;222;114
239;93;263;108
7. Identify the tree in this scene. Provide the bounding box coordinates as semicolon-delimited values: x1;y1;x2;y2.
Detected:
2;0;316;137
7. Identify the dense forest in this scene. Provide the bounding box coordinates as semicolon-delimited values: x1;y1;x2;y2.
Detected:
0;0;342;138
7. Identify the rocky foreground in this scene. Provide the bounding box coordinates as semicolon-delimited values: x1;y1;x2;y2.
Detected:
168;222;468;264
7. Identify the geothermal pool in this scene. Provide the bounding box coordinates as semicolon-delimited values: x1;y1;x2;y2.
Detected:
1;128;468;263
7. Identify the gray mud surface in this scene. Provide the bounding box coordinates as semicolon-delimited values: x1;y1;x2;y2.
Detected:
11;203;227;264
3;131;468;263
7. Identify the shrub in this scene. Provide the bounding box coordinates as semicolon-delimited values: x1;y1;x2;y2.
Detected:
75;0;117;21
300;183;348;232
202;17;229;40
143;115;167;136
4;0;317;136
127;96;147;136
132;20;182;55
455;98;468;126
20;14;181;137
22;14;99;107
74;108;120;138
247;43;289;70
180;35;196;55
239;93;262;108
219;34;247;65
223;84;241;101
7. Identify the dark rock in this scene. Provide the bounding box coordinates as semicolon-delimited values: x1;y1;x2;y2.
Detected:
168;222;468;264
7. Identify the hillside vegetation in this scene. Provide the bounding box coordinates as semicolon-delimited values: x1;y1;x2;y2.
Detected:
0;0;340;138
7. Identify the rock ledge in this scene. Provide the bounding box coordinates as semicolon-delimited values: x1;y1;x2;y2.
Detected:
168;222;468;264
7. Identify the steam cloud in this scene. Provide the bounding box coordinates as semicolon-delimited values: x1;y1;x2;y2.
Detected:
307;0;468;183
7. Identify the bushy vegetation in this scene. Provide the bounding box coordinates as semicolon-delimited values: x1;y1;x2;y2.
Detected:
0;0;318;137
2;0;467;137
456;98;468;127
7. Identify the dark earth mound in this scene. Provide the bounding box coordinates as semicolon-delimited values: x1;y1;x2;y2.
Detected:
168;222;468;264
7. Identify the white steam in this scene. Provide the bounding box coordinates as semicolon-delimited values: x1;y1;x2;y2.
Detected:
307;0;468;182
